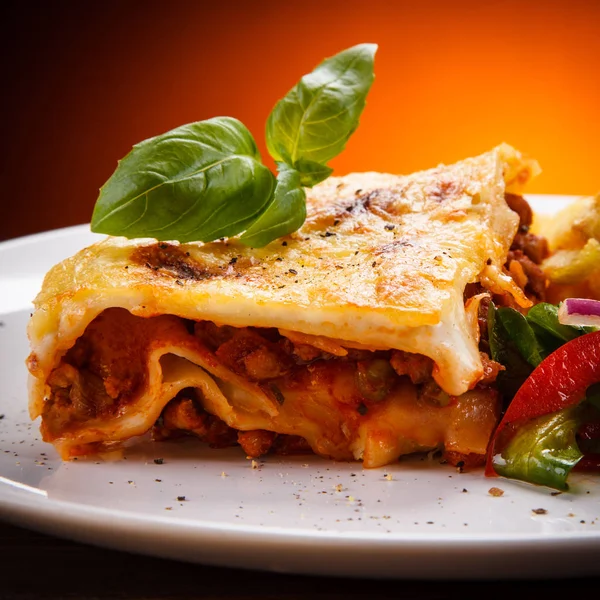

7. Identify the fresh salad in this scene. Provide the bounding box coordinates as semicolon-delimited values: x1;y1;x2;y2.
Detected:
485;298;600;490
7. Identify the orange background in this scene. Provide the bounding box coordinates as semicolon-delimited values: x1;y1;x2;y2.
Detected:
2;0;600;240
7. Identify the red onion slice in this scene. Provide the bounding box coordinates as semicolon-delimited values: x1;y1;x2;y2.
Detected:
558;298;600;328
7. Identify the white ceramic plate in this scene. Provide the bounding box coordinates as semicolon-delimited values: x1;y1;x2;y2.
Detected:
1;195;599;580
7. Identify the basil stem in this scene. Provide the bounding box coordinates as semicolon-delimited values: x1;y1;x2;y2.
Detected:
91;117;276;243
293;158;333;187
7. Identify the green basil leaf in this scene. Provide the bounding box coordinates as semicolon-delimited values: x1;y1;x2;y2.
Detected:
488;303;533;402
91;117;276;242
492;407;583;490
266;43;377;168
497;307;545;367
239;165;306;248
293;158;333;187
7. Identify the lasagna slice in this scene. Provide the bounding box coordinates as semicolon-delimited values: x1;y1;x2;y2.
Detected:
26;143;543;468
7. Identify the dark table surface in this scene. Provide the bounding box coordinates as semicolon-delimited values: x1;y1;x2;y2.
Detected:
1;519;598;600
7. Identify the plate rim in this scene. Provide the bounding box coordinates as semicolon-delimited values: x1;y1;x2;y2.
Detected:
2;484;600;580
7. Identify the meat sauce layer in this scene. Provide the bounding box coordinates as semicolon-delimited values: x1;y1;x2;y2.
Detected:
42;308;501;468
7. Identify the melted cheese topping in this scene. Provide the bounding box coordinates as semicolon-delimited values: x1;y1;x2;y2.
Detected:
28;144;538;427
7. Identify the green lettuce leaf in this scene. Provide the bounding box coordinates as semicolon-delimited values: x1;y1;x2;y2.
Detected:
488;303;533;401
492;407;583;490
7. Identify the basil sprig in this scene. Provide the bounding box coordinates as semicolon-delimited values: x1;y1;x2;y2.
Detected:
266;43;376;186
91;43;377;246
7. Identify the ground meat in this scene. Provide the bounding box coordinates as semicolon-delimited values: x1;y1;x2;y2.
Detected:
390;350;433;384
479;352;505;386
156;394;238;448
202;418;239;448
503;193;550;297
157;399;308;458
510;231;549;264
278;337;321;363
63;308;147;402
507;249;547;300
244;346;291;380
215;329;292;381
194;321;236;351
272;435;312;455
294;344;325;362
505;193;533;229
463;282;486;301
162;396;208;435
237;430;277;457
45;363;117;429
47;363;79;390
477;295;492;346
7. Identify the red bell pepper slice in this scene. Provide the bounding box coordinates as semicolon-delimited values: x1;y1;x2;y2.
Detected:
486;330;600;477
